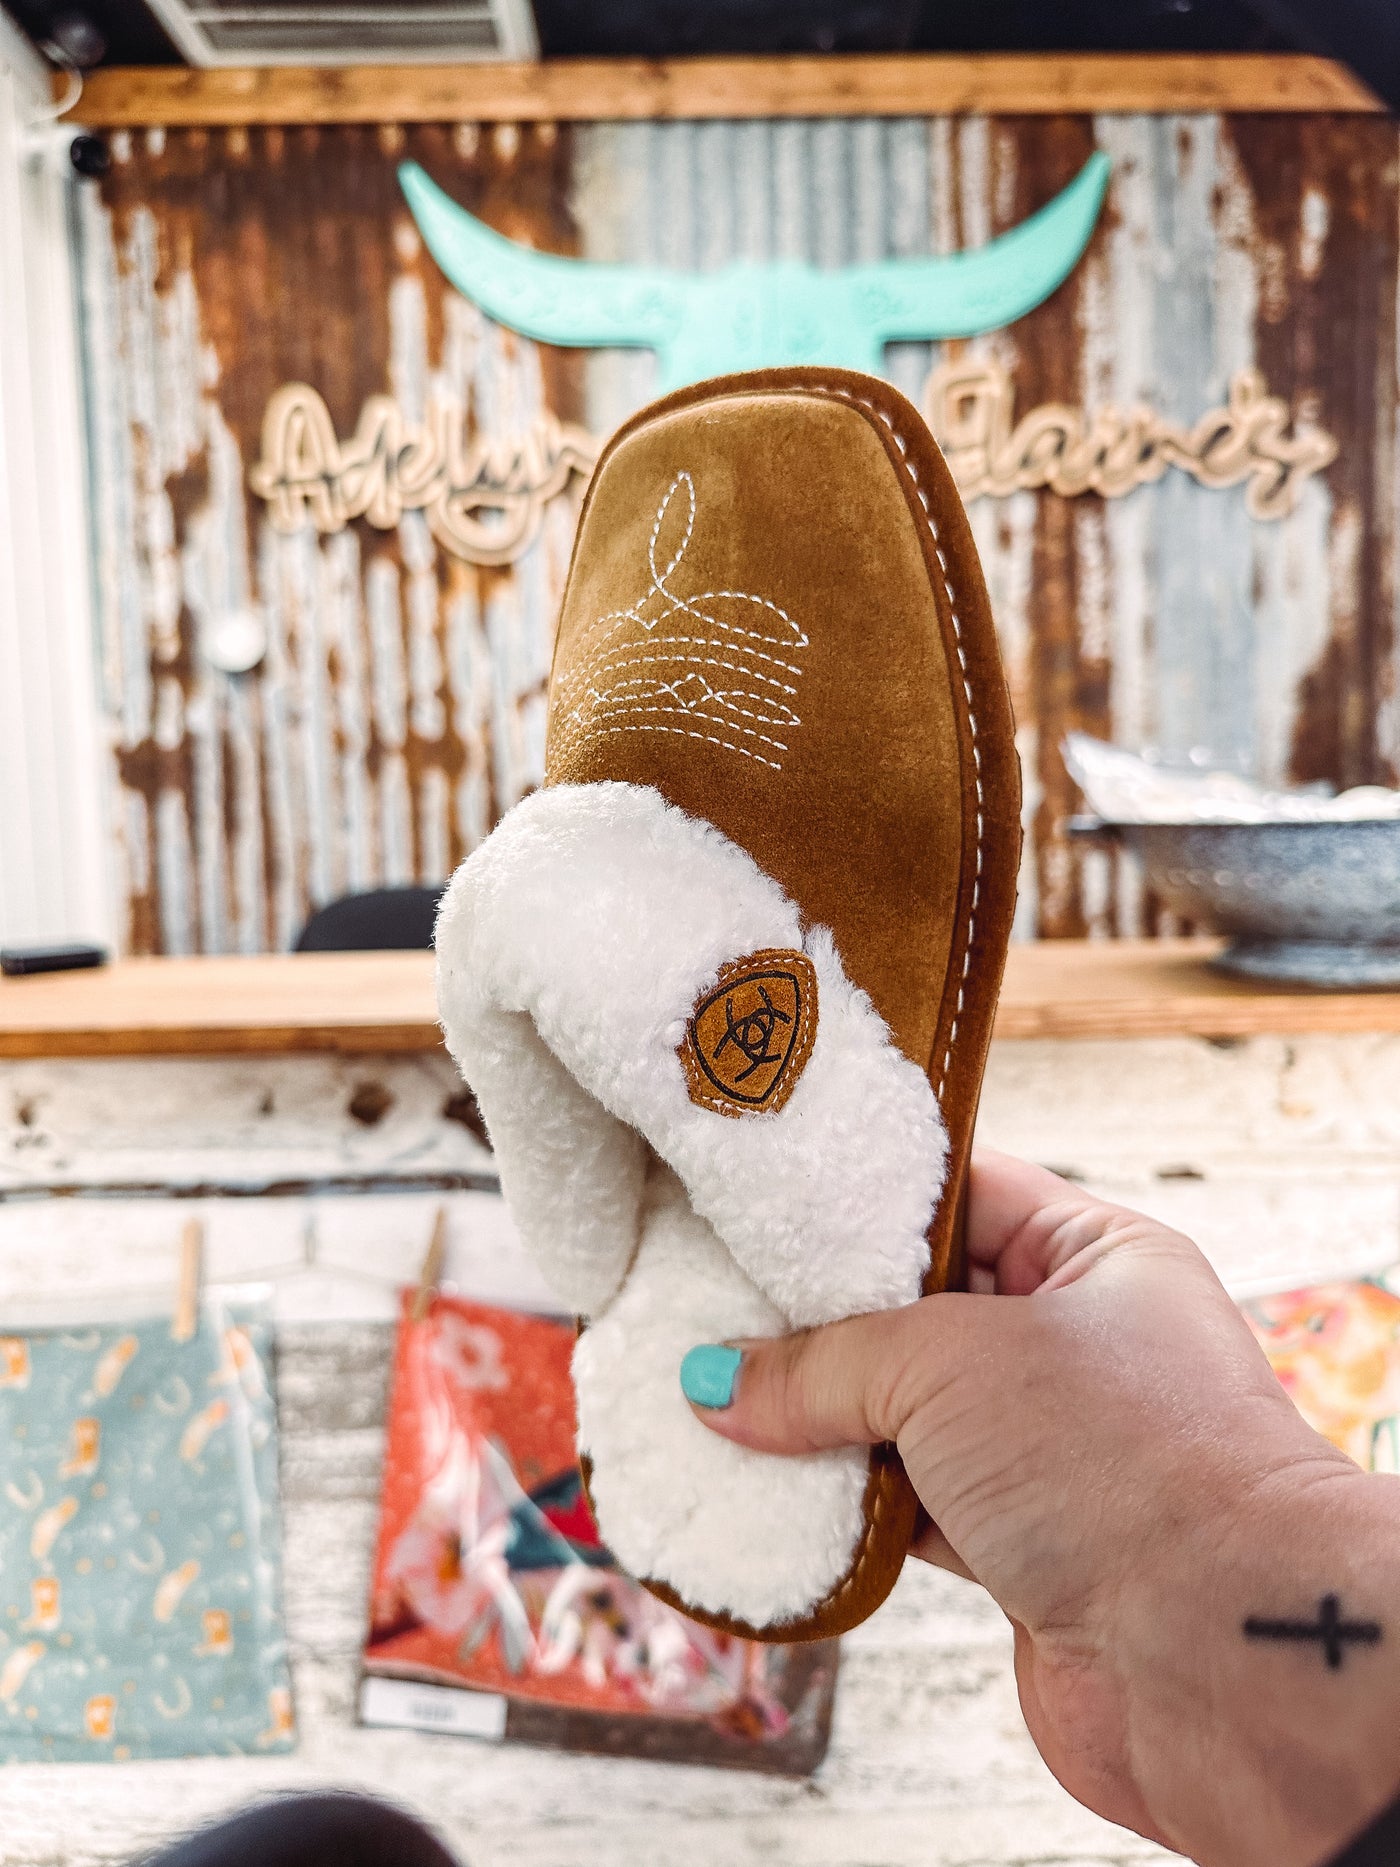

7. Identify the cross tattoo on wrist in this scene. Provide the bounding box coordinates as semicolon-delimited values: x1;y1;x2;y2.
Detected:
1243;1594;1382;1669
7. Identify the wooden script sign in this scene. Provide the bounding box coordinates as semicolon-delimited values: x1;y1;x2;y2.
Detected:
249;383;598;566
928;360;1335;521
251;361;1334;565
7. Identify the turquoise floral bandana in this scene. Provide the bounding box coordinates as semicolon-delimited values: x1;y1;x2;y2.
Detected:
0;1295;294;1761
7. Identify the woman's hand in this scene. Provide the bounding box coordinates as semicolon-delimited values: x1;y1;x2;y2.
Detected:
680;1151;1400;1867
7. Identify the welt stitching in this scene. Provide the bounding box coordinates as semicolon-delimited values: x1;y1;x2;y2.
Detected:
588;672;799;724
551;719;782;772
557;646;799;699
583;680;799;735
815;1463;890;1616
584;598;807;660
558;469;810;772
586;471;809;652
678;591;809;646
799;381;980;1621
559;628;806;684
650;467;696;586
576;697;792;753
812;383;983;1104
555;647;803;747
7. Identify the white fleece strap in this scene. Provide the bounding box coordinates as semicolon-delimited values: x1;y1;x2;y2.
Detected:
436;780;947;1625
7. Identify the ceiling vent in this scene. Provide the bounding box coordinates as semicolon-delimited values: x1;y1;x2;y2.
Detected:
140;1;539;65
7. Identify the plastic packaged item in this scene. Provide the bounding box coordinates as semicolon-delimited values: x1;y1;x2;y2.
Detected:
1064;732;1400;825
0;1289;294;1761
362;1292;838;1773
1244;1276;1400;1472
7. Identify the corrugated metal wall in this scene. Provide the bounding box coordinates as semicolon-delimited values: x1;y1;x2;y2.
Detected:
77;111;1400;951
79;123;584;955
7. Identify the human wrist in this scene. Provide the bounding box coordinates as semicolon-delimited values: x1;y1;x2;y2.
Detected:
1120;1456;1400;1866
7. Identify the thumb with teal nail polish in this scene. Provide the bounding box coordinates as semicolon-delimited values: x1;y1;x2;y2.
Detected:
680;1343;743;1410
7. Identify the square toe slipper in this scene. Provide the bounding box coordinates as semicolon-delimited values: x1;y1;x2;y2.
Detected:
436;367;1021;1641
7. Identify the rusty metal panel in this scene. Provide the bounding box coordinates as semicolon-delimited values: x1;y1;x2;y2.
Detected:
574;114;1400;939
79;112;1400;950
80;121;584;955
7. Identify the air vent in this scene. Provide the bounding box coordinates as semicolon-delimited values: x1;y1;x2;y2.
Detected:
141;1;539;65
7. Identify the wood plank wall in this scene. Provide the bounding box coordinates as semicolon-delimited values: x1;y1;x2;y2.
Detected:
74;75;1400;951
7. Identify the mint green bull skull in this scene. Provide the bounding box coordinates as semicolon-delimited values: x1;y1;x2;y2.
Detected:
399;152;1110;394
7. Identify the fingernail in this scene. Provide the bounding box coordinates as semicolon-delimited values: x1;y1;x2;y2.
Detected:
680;1344;742;1410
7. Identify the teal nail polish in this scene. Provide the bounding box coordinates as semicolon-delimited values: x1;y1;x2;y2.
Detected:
680;1344;742;1410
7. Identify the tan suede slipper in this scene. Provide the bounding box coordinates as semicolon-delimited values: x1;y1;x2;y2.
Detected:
436;367;1020;1643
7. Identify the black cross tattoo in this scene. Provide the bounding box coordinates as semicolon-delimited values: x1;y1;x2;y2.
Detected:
1243;1594;1382;1670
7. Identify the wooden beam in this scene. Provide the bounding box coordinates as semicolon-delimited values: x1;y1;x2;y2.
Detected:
3;943;1399;1059
66;54;1383;129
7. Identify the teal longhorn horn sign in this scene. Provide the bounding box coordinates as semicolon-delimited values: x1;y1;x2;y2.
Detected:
398;151;1110;394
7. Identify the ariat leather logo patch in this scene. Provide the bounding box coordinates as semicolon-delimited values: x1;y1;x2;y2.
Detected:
680;949;818;1117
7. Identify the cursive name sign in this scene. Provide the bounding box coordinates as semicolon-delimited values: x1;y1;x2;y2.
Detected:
925;358;1336;520
248;382;599;567
249;362;1336;564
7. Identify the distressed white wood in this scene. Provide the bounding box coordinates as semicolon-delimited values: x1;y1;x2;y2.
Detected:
0;1189;559;1327
0;1051;492;1195
6;1033;1397;1288
979;1034;1400;1294
2;1031;1397;1863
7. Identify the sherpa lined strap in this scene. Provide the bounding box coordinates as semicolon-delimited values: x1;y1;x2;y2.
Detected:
435;780;946;1333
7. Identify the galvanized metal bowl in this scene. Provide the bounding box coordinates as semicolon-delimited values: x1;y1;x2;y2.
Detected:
1072;818;1400;987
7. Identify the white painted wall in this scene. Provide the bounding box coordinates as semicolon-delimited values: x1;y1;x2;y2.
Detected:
0;22;112;950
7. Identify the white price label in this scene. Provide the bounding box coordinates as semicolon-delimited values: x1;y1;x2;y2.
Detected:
359;1674;508;1742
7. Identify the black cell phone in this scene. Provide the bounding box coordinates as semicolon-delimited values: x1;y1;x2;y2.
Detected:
0;943;108;976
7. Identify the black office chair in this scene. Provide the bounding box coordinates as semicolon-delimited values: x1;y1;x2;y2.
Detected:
295;885;446;952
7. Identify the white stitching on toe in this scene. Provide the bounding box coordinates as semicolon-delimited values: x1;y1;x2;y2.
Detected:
552;470;810;775
553;397;985;1108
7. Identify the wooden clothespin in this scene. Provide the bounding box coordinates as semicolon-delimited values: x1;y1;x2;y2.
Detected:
412;1205;448;1322
172;1216;204;1342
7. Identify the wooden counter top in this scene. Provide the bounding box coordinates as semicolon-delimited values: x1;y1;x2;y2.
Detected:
1;941;1398;1058
997;940;1400;1039
0;952;441;1058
